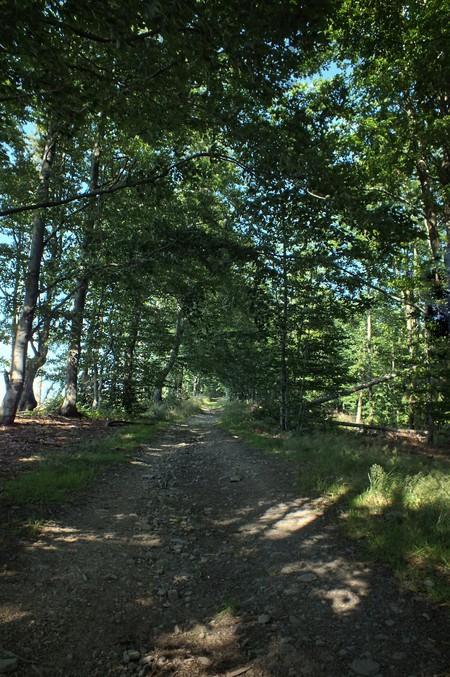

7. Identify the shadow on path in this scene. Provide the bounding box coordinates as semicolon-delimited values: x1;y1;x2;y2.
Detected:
1;414;449;676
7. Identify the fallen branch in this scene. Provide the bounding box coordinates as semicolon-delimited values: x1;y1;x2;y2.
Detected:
330;420;428;437
308;372;398;406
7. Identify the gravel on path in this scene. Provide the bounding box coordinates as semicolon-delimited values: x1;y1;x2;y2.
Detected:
1;412;449;676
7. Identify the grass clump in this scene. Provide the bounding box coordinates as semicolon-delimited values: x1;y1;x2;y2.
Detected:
220;400;284;453
220;401;450;604
216;597;240;618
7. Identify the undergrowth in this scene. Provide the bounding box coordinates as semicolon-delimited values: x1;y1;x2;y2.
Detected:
220;400;450;605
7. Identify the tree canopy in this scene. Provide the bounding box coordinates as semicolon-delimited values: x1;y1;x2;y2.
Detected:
0;0;448;439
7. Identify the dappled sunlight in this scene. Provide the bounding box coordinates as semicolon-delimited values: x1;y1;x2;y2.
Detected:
161;442;195;449
0;605;31;625
320;586;366;615
146;611;250;676
20;520;163;552
139;446;166;453
0;416;107;479
130;459;156;466
17;454;44;464
237;497;324;540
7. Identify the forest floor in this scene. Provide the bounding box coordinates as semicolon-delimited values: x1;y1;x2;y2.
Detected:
1;410;449;677
0;415;107;479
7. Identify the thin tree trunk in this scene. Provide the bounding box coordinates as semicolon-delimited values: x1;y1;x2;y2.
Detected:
80;287;106;406
122;306;141;415
355;392;363;423
366;310;373;422
9;230;26;369
60;142;100;417
60;278;89;416
439;148;450;332
153;310;185;403
192;375;199;397
92;364;100;410
0;128;56;425
279;234;289;431
417;158;443;291
403;248;418;427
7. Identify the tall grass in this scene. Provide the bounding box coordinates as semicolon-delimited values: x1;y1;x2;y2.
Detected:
221;401;450;604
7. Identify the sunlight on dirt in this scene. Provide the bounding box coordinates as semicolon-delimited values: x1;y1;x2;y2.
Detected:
237;498;324;540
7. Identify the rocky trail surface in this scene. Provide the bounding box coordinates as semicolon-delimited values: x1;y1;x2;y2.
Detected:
1;412;449;676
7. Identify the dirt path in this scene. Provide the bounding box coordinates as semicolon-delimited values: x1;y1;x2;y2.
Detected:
1;413;449;676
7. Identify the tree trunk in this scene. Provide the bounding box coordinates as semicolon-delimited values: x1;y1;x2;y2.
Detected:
279;234;289;431
439;148;450;332
19;336;50;411
9;230;26;369
192;375;200;397
355;392;363;423
153;310;185;403
19;282;56;412
403;249;418;427
122;306;141;415
60;277;89;416
0;128;56;425
366;310;374;422
19;357;41;411
60;142;100;417
417;157;443;292
153;385;163;404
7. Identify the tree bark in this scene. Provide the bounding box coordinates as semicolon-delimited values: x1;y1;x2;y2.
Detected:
60;142;100;417
366;310;374;422
153;310;185;403
403;248;419;427
19;323;51;411
19;356;42;411
0;128;56;425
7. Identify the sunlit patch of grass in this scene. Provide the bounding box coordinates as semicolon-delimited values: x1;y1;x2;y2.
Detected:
21;518;48;537
200;397;225;411
216;597;240;618
2;448;128;505
220;401;450;604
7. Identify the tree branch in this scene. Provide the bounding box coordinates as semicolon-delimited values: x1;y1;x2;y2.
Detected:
330;260;426;313
43;18;157;45
307;372;399;406
0;152;247;217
